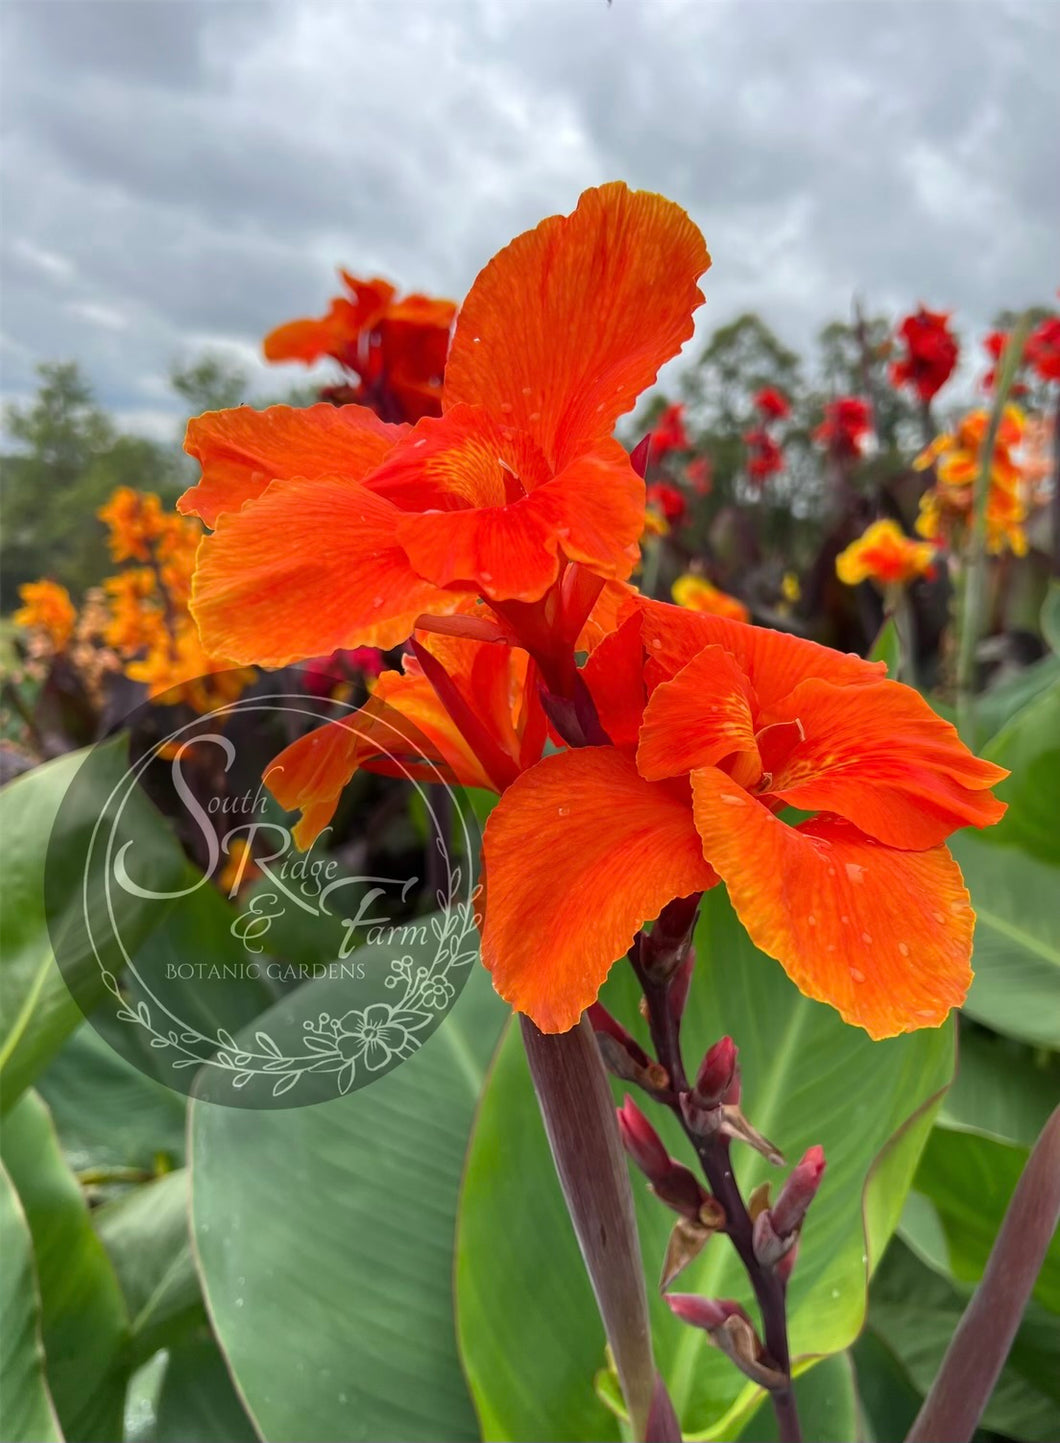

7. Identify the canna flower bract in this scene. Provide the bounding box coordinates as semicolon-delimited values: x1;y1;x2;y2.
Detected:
836;519;936;588
480;600;1006;1036
890;307;959;402
180;184;711;678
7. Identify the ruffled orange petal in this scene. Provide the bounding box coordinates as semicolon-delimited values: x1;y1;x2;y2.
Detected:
263;298;361;365
191;477;460;665
482;749;718;1032
637;644;760;781
266;665;493;849
444;183;710;469
180;404;405;527
690;768;973;1039
763;678;1008;849
528;437;644;580
636;597;884;707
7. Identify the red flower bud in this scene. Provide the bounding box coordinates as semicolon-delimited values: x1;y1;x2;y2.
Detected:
665;1294;747;1332
693;1035;737;1105
771;1145;826;1237
616;1096;670;1181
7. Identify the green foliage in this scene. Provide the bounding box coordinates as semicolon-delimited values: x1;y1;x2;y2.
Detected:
189;958;508;1442
456;888;953;1441
0;1157;63;1443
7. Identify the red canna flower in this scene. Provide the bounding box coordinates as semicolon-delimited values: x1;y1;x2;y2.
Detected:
648;402;690;461
180;184;710;681
479;599;1006;1037
685;456;713;496
267;629;548;849
743;428;783;483
814;397;873;460
890;307;959;403
753;387;790;421
646;482;687;526
1026;315;1060;382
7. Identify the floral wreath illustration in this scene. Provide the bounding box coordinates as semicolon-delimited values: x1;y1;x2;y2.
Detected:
78;690;480;1103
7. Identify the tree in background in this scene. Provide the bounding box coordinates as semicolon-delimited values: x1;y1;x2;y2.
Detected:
0;363;179;608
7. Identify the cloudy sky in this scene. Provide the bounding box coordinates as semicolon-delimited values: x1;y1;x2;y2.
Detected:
2;0;1057;438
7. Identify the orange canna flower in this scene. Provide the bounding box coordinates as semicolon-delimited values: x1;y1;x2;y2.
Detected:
179;184;711;681
265;632;548;850
914;406;1029;555
672;573;749;624
264;270;457;422
479;599;1007;1038
835;519;937;588
98;487;168;563
14;580;77;650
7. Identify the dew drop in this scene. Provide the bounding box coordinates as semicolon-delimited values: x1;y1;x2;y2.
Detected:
845;862;865;883
235;1297;245;1308
521;386;533;396
933;910;946;923
529;411;541;422
840;914;850;925
650;638;662;649
898;941;910;957
807;913;817;927
372;595;383;608
849;967;866;984
719;793;743;805
861;931;872;944
915;1008;936;1020
557;806;570;817
827;865;836;877
481;570;493;582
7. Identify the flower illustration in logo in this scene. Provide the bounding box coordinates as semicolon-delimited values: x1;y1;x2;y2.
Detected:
334;1004;425;1071
420;975;456;1011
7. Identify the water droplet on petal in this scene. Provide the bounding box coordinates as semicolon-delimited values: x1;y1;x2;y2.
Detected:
898;941;910;957
850;967;866;983
807;913;816;927
861;931;872;944
845;862;865;883
557;806;570;817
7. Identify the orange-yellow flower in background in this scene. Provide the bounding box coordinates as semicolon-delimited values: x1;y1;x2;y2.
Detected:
264;271;457;422
98;487;168;563
480;599;1007;1037
266;633;548;850
14;580;77;650
672;573;749;624
836;519;937;588
914;406;1029;556
180;184;711;672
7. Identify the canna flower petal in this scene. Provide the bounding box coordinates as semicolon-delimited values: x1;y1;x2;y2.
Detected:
636;598;884;708
637;645;759;781
180;403;405;526
581;612;648;748
444;182;710;470
481;748;718;1032
690;768;974;1038
762;679;1008;849
190;476;460;665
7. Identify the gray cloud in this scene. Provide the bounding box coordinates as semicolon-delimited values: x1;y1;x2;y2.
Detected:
2;0;1057;436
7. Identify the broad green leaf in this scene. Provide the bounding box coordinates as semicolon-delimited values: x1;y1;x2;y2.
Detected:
0;1158;63;1443
456;888;954;1441
909;1127;1060;1311
974;653;1060;746
850;1329;922;1443
36;1022;187;1174
952;831;1060;1047
869;616;900;676
152;1335;259;1443
869;1240;1060;1443
734;1352;859;1442
0;740;185;1109
189;957;507;1442
979;679;1060;864
1;1091;128;1441
940;1023;1060;1147
94;1171;204;1365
